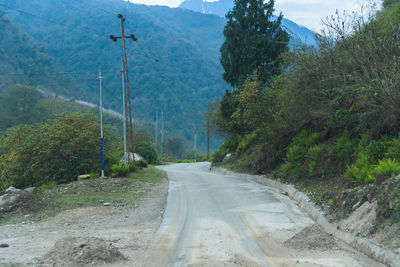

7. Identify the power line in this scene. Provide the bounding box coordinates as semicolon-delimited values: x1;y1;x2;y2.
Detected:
136;40;160;63
2;71;114;76
56;0;120;29
0;3;105;37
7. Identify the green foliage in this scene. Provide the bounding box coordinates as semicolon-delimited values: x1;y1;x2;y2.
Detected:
280;131;321;179
345;152;375;184
220;0;289;87
35;181;57;193
184;151;208;162
236;133;257;155
363;136;391;163
111;162;135;177
385;135;400;160
89;171;99;180
211;149;227;164
165;136;186;160
211;136;240;163
382;0;400;8
135;142;158;164
0;113;114;190
213;2;400;180
334;134;358;165
136;160;148;168
7;0;229;150
231;78;277;134
306;144;323;176
176;159;196;163
346;156;400;185
345;135;400;184
0;85;43;130
373;158;400;181
0;12;66;93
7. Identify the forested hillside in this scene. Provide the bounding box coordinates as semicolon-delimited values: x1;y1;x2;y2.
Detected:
0;11;83;129
211;0;400;227
1;0;229;150
0;11;72;95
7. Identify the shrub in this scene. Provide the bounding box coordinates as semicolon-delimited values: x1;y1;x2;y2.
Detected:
385;134;400;160
0;113;112;188
236;132;257;155
135;143;158;164
212;136;241;164
211;149;226;163
111;162;134;177
89;171;99;179
334;134;357;164
373;158;400;181
177;159;195;163
345;152;375;184
363;136;390;163
280;130;321;179
306;144;323;176
136;159;148;168
221;135;241;154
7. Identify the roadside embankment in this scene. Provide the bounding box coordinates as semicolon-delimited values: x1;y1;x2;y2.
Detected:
210;166;400;267
0;166;168;266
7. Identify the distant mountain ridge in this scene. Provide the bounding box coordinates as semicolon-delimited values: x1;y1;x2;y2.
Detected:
179;0;317;46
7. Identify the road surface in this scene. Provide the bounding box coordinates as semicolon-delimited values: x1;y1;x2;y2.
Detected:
149;163;381;267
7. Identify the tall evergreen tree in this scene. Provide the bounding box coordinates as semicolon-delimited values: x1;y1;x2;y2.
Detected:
220;0;289;87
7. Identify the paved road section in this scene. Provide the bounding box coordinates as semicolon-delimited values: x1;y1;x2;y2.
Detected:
149;163;381;267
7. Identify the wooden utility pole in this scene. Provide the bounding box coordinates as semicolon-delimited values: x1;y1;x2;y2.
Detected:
110;14;137;163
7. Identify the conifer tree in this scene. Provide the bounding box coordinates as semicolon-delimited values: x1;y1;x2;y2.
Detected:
220;0;289;87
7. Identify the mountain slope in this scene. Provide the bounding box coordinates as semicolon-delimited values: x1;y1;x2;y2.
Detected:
178;0;317;46
0;11;70;94
2;0;229;150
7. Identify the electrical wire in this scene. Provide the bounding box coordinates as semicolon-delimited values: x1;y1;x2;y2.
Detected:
0;3;102;36
0;1;188;123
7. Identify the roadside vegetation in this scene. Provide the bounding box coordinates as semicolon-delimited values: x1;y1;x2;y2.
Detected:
0;165;166;225
210;0;400;242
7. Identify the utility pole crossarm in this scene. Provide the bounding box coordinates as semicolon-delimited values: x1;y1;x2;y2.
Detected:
109;34;137;42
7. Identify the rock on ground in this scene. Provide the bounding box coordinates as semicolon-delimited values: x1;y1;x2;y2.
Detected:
0;190;33;212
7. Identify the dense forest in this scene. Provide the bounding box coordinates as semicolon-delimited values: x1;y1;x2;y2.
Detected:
0;10;160;192
2;0;229;151
212;0;400;187
0;11;73;96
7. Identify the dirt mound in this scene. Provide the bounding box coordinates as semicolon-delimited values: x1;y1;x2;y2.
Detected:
338;200;377;236
0;189;34;213
283;224;338;251
42;236;127;266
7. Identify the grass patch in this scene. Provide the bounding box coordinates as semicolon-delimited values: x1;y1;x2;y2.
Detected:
0;165;166;225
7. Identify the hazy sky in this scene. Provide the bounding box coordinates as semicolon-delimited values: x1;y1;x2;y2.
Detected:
126;0;381;32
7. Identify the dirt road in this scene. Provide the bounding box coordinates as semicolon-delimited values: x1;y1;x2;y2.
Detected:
0;163;383;266
150;163;382;266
